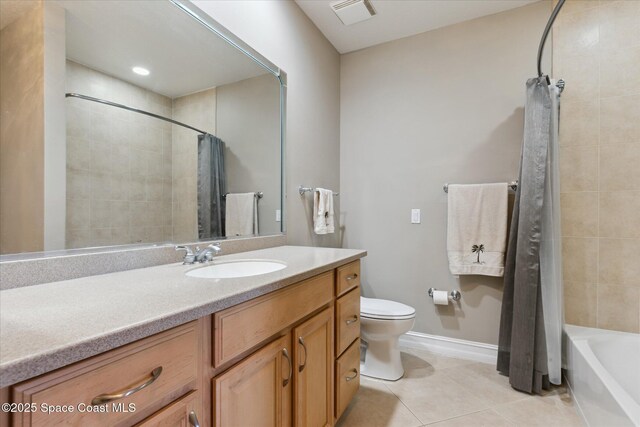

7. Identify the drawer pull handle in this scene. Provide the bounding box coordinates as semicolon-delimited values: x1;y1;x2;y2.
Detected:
298;337;307;372
346;273;358;281
345;315;358;325
282;348;292;387
345;368;358;382
189;410;200;427
91;366;162;405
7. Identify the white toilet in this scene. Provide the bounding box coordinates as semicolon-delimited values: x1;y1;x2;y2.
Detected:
360;297;416;381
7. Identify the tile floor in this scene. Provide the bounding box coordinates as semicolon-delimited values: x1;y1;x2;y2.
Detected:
337;347;583;427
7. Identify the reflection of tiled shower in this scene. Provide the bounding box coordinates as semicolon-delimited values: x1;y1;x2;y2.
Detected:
65;61;174;248
65;61;219;249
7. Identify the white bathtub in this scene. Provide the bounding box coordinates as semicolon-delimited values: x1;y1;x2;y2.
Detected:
565;324;640;426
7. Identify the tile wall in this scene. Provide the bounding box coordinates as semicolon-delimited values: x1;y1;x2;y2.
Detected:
65;61;173;248
171;88;217;243
553;0;640;332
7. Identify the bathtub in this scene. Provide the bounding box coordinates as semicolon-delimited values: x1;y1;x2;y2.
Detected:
565;324;640;426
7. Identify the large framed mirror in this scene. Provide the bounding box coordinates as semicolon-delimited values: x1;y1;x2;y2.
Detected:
0;0;285;257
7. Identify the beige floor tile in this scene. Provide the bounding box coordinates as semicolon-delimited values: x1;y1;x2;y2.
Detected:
385;370;489;425
440;362;530;407
492;386;583;427
428;409;516;427
400;348;476;372
336;377;422;427
343;350;583;427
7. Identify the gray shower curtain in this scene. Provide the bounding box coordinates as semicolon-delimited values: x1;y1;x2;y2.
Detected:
497;76;562;394
197;134;226;239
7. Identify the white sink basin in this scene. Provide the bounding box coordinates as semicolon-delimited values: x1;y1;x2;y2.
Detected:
186;260;287;279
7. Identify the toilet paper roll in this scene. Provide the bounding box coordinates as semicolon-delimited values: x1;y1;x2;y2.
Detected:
432;290;449;305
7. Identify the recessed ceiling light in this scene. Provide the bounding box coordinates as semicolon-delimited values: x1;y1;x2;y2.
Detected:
132;66;150;76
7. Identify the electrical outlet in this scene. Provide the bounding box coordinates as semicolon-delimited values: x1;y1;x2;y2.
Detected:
411;209;421;224
276;210;281;222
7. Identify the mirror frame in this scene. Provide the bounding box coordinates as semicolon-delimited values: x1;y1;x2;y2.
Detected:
0;0;287;261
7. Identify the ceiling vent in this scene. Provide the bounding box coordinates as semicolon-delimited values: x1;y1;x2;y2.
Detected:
330;0;376;26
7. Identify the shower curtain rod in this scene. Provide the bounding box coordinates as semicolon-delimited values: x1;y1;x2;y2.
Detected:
65;93;208;135
537;0;566;82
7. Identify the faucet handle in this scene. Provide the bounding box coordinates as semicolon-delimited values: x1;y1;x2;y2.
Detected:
175;245;196;264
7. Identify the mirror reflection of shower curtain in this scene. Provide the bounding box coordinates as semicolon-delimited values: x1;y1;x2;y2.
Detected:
197;134;226;239
497;77;563;394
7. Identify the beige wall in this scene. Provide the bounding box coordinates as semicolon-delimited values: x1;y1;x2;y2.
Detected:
216;73;281;235
340;2;551;344
171;88;216;243
193;0;341;247
65;61;173;248
553;0;640;333
0;3;45;254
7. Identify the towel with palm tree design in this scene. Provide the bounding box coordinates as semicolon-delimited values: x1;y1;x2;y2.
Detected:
446;183;509;276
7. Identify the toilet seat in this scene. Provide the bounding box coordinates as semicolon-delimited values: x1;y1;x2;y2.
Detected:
361;297;416;320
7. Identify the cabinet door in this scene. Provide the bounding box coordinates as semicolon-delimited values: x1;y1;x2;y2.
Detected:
293;308;334;427
214;335;292;427
136;391;201;427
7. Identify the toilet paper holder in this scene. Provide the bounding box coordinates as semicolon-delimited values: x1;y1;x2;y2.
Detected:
428;288;462;301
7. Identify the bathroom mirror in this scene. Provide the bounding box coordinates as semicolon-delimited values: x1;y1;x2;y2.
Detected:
0;0;285;256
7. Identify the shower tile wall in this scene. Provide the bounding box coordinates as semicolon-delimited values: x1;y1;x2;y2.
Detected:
553;0;640;333
171;88;216;243
65;61;173;248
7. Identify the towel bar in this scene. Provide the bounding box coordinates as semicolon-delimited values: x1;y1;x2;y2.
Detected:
223;192;263;199
443;181;518;193
298;186;339;196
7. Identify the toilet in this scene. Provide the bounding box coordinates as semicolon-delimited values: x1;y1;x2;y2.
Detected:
360;297;416;381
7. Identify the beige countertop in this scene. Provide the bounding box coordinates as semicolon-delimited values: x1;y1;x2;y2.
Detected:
0;245;366;388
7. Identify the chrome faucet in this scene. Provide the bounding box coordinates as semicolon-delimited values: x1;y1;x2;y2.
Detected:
175;245;196;264
195;243;223;263
176;243;222;264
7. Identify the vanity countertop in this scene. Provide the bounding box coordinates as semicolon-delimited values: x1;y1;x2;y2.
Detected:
0;245;366;388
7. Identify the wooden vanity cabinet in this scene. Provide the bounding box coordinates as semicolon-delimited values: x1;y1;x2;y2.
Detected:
213;307;335;427
2;260;363;427
293;308;334;427
8;322;201;427
213;335;292;427
334;260;361;421
136;390;201;426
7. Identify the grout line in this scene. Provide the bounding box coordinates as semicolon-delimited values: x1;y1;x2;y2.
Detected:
378;382;423;425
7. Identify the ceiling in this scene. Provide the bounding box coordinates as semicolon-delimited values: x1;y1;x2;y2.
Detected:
56;0;269;98
295;0;541;54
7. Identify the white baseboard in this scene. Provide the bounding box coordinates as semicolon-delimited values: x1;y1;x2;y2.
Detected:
398;331;498;365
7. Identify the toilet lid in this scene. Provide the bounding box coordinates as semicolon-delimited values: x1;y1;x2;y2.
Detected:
360;297;416;320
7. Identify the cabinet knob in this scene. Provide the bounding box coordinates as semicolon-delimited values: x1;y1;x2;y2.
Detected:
346;273;358;281
345;368;358;382
345;315;358;325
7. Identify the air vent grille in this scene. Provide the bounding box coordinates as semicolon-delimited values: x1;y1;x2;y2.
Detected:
330;0;376;26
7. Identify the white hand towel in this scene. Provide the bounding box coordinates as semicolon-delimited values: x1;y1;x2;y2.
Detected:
225;193;256;237
313;188;334;234
447;183;508;276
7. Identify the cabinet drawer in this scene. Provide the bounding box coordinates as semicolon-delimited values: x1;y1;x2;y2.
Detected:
336;261;360;297
136;390;200;426
12;323;198;427
335;339;360;420
214;271;334;367
335;287;360;357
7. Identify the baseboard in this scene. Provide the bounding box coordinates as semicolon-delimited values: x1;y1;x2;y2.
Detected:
398;331;498;364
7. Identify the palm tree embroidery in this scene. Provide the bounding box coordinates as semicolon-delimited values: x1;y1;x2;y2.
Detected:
471;244;485;264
